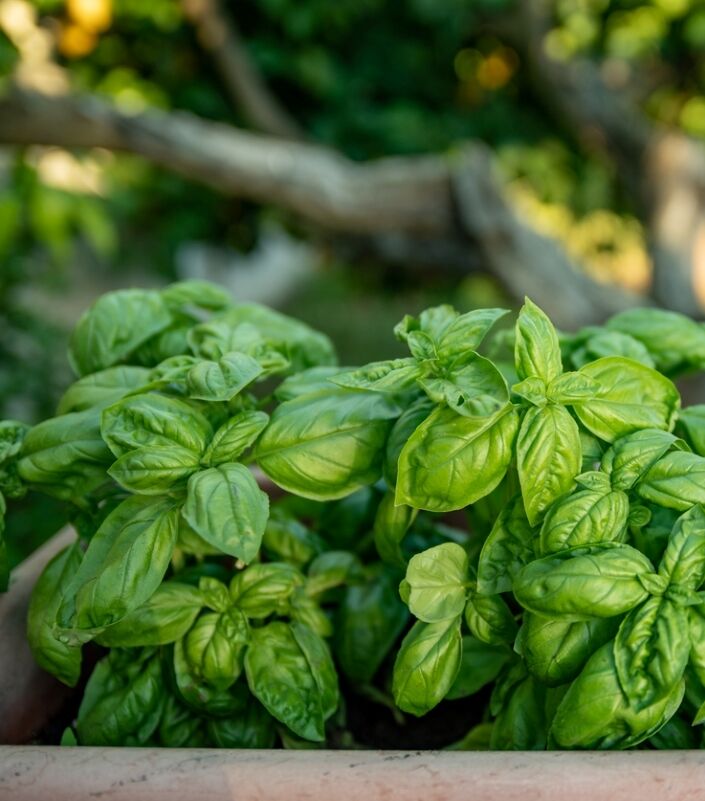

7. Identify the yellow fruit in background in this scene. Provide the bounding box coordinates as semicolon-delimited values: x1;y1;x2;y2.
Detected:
66;0;112;33
58;21;97;58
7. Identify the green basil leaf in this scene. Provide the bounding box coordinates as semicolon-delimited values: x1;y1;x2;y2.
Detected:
334;566;409;683
255;389;400;501
547;371;601;404
244;621;336;741
573;357;679;443
182;463;268;563
658;505;705;591
261;507;324;567
383;397;433;486
614;597;690;711
514;298;562;383
330;358;422;393
161;279;232;313
305;551;364;597
158;694;208;748
572;329;655;369
538;487;629;555
446;636;509;700
511;376;547;407
229;562;305;617
648;715;697;749
199;577;231;612
392;618;462;716
574;470;612;492
435;308;508;362
202;410;269;466
102;393;213;458
403;542;469;622
207;696;277;748
601;429;681;491
274;366;344;402
396;404;519;512
18;408;112;500
465;592;517;645
688;604;705;688
57;366;151;415
550;642;685;749
514;543;654;620
95;582;203;647
580;429;604;472
517;404;581;526
637;451;705;511
373;491;417;566
490;674;550;751
69;288;173;376
76;650;165;745
108;445;200;494
186;351;263;402
519;612;619;687
291;621;339;720
57;495;180;638
288;588;333;637
677;405;705;456
27;541;84;686
477;495;535;594
185;609;250;690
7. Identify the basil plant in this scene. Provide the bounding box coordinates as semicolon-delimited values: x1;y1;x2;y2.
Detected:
4;282;705;751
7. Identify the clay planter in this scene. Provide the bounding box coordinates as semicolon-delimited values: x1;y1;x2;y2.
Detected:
2;530;705;799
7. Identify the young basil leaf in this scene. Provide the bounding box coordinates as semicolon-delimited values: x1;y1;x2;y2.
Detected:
658;505;705;591
601;429;681;491
76;650;166;746
95;582;203;647
403;542;469;623
182;463;269;563
199;577;231;612
184;609;250;690
18;408;112;500
637;451;705;511
108;445;200;494
446;636;510;700
333;566;409;683
514;298;562;384
434;308;509;363
383;396;434;486
305;551;364;597
517;404;581;526
69;288;173;376
255;389;400;501
490;674;550;750
514;543;654;620
186;351;263;402
288;588;333;637
547;371;601;404
261;507;324;567
27;541;84;686
202;410;269;466
519;612;619;687
207;696;277;748
614;597;690;711
477;495;535;595
571;330;655;370
677;405;705;456
511;376;547;407
57;366;152;415
57;495;180;638
465;593;517;645
550;642;685;749
161;279;232;313
102;393;213;458
392;617;462;716
573;357;680;443
580;429;604;472
229;562;305;618
329;358;423;393
395;404;519;512
373;491;417;566
538;486;629;556
244;621;336;741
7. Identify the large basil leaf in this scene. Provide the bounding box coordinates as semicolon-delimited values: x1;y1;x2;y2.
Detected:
95;582;203;647
395;404;519;512
519;612;619;687
392;618;462;716
244;621;337;741
658;505;705;591
186;352;263;402
161;279;232;313
57;366;151;414
69;288;173;376
334;566;409;683
477;495;535;594
229;562;305;617
601;429;681;491
614;597;690;711
517;404;581;526
184;609;250;690
102;393;213;458
373;491;417;566
18;408;112;500
573;357;679;443
446;636;510;700
182;464;269;563
551;642;685;749
538;486;629;555
76;650;165;746
514;543;654;620
637;451;705;511
27;541;84;686
330;358;423;393
402;542;468;623
108;445;200;494
202;411;269;466
514;298;562;383
255;389;400;500
57;495;180;638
